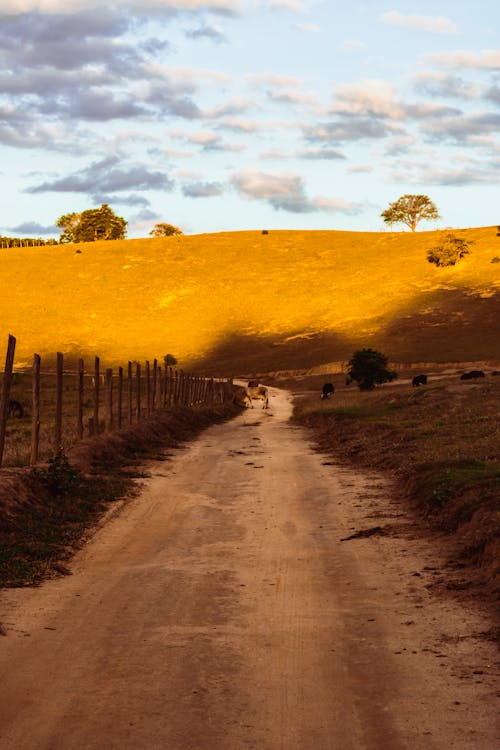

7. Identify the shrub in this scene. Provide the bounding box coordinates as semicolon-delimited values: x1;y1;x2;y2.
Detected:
347;348;397;391
427;233;472;267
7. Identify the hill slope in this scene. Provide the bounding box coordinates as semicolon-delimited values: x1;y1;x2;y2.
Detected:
1;227;499;373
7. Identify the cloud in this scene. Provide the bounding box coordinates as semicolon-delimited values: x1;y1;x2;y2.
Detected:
231;169;363;214
0;1;242;15
381;11;458;35
184;23;228;44
7;221;58;236
423;112;500;143
426;49;500;71
25;156;174;197
305;117;400;144
267;89;318;106
391;161;499;186
297;147;345;160
175;130;245;151
412;71;480;100
182;181;225;197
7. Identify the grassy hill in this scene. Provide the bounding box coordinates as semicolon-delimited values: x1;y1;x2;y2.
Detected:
1;226;499;374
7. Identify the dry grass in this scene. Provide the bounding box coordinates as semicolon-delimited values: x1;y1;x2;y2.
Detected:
292;373;500;597
1;226;499;374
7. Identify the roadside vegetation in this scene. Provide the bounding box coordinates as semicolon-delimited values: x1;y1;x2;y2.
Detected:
292;372;500;599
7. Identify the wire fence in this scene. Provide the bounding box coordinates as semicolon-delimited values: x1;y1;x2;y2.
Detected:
0;334;233;469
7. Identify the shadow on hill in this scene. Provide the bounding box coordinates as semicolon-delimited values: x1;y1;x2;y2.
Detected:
190;288;500;376
188;330;355;377
374;288;500;363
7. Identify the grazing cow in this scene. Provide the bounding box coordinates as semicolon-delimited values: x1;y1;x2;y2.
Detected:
233;386;252;408
321;383;335;399
247;379;259;388
491;370;500;376
247;385;269;409
412;374;427;387
7;399;24;418
460;370;485;380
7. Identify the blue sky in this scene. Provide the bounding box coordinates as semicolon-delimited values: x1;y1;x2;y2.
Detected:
1;0;499;238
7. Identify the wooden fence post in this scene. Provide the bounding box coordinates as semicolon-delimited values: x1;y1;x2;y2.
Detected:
94;356;100;433
127;361;133;425
136;363;141;421
55;352;63;449
0;334;16;468
118;366;123;430
105;368;113;432
30;353;41;465
77;358;84;440
152;359;157;411
146;360;151;417
157;365;163;409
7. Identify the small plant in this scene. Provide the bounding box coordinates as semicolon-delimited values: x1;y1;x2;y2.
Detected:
31;449;79;497
491;256;500;263
427;233;472;267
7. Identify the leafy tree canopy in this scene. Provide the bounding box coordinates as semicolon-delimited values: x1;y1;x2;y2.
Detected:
427;233;472;267
150;222;183;237
56;204;127;243
347;348;397;391
381;194;440;232
164;354;178;367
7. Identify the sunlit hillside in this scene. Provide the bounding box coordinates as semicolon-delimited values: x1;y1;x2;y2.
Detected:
1;227;499;374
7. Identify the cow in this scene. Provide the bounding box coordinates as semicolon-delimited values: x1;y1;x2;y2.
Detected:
412;374;427;387
233;386;252;408
247;385;269;409
7;399;24;418
491;370;500;376
247;380;259;388
321;383;335;399
460;370;485;380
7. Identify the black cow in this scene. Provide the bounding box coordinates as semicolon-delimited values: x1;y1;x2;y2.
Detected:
491;370;500;376
412;374;427;387
321;383;335;399
460;370;485;380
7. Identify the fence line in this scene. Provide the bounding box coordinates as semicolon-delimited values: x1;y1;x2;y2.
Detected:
0;334;233;469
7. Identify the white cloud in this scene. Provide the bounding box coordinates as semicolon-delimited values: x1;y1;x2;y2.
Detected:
231;169;363;214
427;50;500;71
0;0;243;13
381;11;458;35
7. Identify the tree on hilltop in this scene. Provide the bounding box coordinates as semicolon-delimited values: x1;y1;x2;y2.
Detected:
347;348;397;391
56;204;127;243
150;222;183;237
381;194;440;232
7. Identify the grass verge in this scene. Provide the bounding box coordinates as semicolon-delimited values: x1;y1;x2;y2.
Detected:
0;403;240;588
292;375;500;602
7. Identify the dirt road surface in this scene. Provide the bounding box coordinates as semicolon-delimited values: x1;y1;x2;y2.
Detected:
0;389;498;750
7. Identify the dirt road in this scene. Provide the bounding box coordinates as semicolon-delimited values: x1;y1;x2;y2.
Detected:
0;388;498;750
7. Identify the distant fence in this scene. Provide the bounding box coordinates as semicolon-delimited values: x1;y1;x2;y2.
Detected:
0;334;233;469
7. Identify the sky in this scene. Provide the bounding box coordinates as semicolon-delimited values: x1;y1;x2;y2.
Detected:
0;0;499;238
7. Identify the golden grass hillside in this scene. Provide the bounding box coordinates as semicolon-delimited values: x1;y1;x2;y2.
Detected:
1;227;499;373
